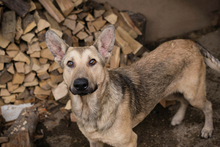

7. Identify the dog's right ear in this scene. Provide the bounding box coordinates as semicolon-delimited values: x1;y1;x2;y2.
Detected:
46;30;69;65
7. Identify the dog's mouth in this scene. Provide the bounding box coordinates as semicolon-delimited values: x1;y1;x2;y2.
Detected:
69;85;98;96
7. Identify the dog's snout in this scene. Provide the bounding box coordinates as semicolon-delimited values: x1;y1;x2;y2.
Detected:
74;78;88;91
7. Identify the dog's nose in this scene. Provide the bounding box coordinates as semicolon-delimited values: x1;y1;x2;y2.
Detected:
74;78;88;91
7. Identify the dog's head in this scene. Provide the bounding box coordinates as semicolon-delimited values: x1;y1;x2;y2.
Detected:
46;25;115;96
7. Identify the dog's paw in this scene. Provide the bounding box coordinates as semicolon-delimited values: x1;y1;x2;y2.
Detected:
171;117;182;126
200;128;213;139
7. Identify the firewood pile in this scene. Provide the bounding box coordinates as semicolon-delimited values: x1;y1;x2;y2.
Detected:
0;0;147;107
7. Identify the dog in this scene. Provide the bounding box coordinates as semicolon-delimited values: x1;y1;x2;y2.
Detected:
46;25;219;147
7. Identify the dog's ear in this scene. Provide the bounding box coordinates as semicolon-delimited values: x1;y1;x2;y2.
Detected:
46;30;69;65
93;25;115;60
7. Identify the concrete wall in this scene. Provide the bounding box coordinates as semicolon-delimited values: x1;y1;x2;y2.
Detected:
95;0;219;43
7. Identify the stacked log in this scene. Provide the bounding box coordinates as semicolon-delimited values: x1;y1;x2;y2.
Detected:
0;0;147;106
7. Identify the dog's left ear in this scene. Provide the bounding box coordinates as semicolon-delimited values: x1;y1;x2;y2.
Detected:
46;30;69;65
93;25;115;60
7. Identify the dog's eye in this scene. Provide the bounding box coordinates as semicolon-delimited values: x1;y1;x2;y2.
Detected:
67;61;74;67
89;59;96;66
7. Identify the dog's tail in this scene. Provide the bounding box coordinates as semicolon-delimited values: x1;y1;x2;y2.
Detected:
197;43;220;73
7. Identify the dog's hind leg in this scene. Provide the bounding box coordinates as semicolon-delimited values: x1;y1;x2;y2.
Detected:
89;140;104;147
164;94;189;126
179;63;213;138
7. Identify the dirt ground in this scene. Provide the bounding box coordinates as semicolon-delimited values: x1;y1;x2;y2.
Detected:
35;28;220;147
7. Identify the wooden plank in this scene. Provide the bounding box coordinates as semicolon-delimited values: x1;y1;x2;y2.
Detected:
56;0;74;17
39;0;64;23
0;0;30;17
2;11;16;42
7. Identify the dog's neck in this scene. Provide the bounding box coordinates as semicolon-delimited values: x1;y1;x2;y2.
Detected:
70;69;120;132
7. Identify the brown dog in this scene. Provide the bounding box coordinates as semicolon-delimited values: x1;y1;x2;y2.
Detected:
46;25;219;147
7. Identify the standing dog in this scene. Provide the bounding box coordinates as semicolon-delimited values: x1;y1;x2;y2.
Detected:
46;25;219;147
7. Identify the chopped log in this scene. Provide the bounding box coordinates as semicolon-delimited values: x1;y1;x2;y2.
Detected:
14;100;24;105
14;62;25;73
110;46;120;69
0;89;10;96
120;53;128;67
94;31;101;40
37;71;50;80
55;0;74;17
6;51;19;58
30;51;40;58
2;94;16;103
35;64;50;73
50;74;63;84
40;48;54;60
57;67;63;74
30;57;40;71
85;13;95;21
17;88;30;99
63;28;72;37
27;41;41;54
39;0;64;23
84;36;94;46
21;32;35;43
120;12;142;35
12;72;25;84
0;84;6;88
34;11;50;32
0;31;10;48
62;33;72;46
0;69;12;84
44;12;61;31
7;82;19;92
63;19;76;31
116;26;142;55
92;17;106;31
6;43;19;51
24;72;36;83
73;0;83;7
72;36;79;47
24;96;35;103
24;64;32;74
94;9;105;18
52;81;68;101
39;80;51;90
38;30;47;49
87;22;96;33
15;17;23;41
0;49;4;70
0;0;30;17
77;12;88;19
112;8;137;39
11;85;25;93
115;31;132;55
19;42;28;52
22;14;36;34
39;58;48;64
103;3;117;24
28;0;36;12
72;22;84;35
23;78;38;87
34;86;51;95
2;11;16;42
13;51;30;64
0;55;11;63
7;63;15;74
2;108;38;147
35;2;43;10
76;31;88;40
67;14;77;20
49;62;60;72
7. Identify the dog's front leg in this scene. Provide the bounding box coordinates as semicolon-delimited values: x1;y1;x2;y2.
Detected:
89;140;104;147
